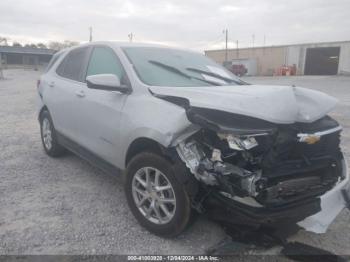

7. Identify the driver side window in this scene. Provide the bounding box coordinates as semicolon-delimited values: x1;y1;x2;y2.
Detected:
86;46;126;83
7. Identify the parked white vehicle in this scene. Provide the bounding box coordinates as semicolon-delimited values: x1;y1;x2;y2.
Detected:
37;42;349;237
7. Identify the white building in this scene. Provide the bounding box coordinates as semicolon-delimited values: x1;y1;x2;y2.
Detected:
205;41;350;76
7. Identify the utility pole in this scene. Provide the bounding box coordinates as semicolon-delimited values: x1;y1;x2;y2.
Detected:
263;34;266;55
128;33;133;42
0;39;3;79
252;34;255;55
224;29;228;63
0;52;3;80
236;40;239;58
89;27;93;42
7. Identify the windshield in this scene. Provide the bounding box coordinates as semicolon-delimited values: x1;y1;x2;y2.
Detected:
122;47;244;87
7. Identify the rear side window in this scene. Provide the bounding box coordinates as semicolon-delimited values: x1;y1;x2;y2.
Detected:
86;47;125;79
45;51;62;72
56;47;89;82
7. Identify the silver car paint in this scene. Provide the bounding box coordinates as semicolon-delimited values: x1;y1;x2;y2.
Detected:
38;41;341;169
39;41;341;167
39;42;195;168
149;84;338;124
38;42;349;234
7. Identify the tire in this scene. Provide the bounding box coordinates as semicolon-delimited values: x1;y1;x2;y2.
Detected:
40;110;66;157
124;152;192;237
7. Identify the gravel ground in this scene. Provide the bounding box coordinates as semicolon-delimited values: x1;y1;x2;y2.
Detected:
0;69;349;256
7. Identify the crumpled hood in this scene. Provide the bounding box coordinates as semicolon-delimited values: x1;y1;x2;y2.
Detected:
149;85;338;124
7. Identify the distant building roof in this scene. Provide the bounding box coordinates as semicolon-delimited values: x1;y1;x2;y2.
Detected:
0;46;56;55
205;40;350;53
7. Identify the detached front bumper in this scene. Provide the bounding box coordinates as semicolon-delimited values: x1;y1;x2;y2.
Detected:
204;192;322;227
204;156;349;233
298;157;350;233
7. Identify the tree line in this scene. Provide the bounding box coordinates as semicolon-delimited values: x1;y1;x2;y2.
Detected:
0;37;79;51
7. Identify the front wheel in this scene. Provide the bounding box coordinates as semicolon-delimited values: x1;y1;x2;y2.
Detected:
124;152;192;237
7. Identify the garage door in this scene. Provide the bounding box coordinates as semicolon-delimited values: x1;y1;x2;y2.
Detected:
304;47;340;75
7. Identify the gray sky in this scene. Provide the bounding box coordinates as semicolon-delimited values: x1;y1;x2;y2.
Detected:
1;0;349;51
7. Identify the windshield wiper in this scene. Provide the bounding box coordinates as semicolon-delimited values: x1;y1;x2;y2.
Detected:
186;67;246;85
148;60;222;86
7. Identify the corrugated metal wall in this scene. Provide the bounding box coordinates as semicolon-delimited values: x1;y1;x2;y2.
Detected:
205;41;350;76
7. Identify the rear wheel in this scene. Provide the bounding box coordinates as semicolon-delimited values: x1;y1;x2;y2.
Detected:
125;152;192;237
40;110;66;157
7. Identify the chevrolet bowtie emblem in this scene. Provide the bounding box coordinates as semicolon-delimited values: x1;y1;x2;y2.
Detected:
298;135;321;144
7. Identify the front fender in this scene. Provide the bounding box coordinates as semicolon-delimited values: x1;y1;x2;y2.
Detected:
117;94;199;169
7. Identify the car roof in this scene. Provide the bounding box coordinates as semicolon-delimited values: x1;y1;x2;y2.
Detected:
94;41;168;48
64;41;202;54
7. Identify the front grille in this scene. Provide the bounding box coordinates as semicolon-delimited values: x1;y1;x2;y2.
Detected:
258;160;341;206
258;116;343;206
290;131;341;159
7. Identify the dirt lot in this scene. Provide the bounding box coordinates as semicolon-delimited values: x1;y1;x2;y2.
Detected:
0;69;349;256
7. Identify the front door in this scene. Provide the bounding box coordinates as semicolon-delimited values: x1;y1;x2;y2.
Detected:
76;46;130;165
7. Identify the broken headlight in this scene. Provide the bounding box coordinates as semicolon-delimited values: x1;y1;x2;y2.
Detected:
218;133;260;151
176;141;218;185
176;129;272;200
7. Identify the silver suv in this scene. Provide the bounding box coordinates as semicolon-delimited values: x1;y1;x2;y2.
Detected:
38;42;349;237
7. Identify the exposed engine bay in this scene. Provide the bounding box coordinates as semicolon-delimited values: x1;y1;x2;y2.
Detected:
175;107;346;225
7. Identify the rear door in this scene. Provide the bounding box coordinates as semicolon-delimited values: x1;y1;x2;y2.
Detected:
45;46;91;142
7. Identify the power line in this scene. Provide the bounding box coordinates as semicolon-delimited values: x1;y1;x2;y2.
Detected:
207;35;225;46
200;33;226;50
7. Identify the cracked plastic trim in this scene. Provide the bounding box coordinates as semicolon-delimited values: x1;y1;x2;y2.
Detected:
298;156;349;233
297;125;342;142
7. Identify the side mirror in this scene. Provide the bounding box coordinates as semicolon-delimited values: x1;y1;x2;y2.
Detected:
86;74;131;93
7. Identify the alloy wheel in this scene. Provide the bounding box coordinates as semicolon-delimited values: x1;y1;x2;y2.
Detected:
132;167;176;224
42;118;52;150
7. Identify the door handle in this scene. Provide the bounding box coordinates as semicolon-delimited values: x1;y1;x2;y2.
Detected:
75;90;86;98
49;82;55;88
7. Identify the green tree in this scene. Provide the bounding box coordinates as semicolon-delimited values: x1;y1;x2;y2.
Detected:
12;42;22;47
48;40;79;50
37;43;47;49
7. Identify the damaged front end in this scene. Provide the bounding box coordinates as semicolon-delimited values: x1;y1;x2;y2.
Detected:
175;107;348;230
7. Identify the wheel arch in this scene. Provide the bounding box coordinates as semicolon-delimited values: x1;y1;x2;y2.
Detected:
38;106;58;131
38;105;49;121
124;137;199;198
125;137;167;167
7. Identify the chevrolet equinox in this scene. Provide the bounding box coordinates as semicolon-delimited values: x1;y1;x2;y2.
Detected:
37;42;350;237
